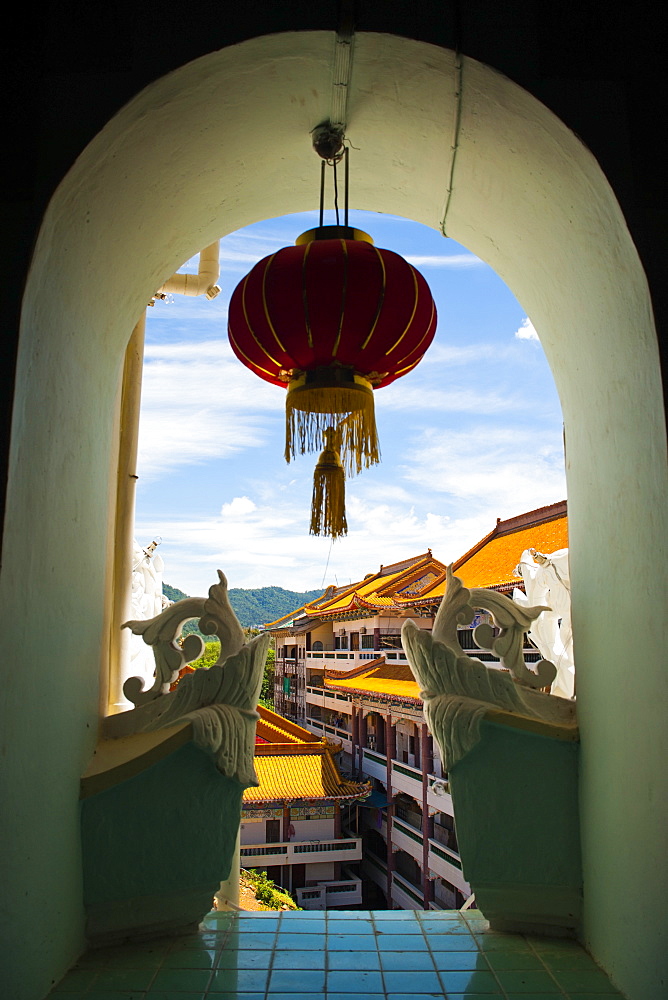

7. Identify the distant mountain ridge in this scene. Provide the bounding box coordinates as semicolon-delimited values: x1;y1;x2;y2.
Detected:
162;582;324;628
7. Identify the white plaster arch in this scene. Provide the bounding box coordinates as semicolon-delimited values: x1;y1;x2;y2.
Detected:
4;31;666;998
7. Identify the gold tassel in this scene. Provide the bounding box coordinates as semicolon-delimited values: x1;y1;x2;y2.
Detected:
286;368;380;476
310;428;347;538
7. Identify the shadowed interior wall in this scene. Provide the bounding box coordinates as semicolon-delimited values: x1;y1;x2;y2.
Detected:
1;32;665;1000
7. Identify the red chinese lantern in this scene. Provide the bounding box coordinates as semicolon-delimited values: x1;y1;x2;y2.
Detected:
228;223;437;537
228;133;437;538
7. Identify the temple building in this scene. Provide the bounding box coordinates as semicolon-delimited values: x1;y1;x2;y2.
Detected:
265;502;568;911
241;706;369;909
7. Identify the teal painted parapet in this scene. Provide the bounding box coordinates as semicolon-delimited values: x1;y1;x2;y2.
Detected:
449;718;581;935
81;738;243;945
402;569;581;937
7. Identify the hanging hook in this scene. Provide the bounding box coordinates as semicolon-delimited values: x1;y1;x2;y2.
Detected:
311;121;345;162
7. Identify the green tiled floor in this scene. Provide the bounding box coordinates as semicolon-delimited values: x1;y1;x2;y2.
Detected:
48;909;624;999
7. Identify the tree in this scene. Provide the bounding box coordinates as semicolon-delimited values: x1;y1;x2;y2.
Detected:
259;644;275;709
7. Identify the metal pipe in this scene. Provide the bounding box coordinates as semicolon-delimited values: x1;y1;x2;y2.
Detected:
156;241;221;299
108;313;146;712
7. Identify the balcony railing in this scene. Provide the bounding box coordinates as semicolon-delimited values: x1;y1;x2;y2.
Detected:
427;838;470;895
392;817;424;866
394;817;423;844
428;839;462;870
241;837;362;867
392;870;424;907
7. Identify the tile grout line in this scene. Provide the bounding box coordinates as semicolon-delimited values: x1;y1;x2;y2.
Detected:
369;910;390;1000
467;921;509;999
524;932;574;998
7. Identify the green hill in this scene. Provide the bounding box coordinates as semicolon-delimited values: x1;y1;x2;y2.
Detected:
162;582;324;628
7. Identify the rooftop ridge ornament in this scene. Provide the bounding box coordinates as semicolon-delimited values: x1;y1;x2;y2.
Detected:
227;133;438;537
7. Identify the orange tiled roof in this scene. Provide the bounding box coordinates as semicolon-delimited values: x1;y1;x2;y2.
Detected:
453;508;568;590
244;745;369;804
405;503;568;600
308;567;408;614
326;660;421;703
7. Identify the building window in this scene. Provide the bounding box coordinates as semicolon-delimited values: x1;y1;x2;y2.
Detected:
361;635;374;648
380;633;402;650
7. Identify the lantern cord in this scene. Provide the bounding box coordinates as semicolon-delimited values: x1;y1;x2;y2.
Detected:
319;160;326;228
333;160;340;226
344;147;349;227
321;536;335;589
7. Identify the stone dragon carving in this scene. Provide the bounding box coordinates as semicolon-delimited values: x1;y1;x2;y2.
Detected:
105;571;269;788
402;566;577;770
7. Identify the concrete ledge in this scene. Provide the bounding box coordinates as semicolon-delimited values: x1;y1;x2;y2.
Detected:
80;722;193;798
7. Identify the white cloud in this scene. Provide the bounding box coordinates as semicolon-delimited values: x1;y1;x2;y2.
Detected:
421;343;499;366
136;462;554;598
220;496;257;517
515;317;540;341
400;425;566;516
381;380;515;415
137;340;283;480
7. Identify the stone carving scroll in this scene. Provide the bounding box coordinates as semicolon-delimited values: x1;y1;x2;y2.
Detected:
108;571;269;788
122;569;246;706
403;566;576;770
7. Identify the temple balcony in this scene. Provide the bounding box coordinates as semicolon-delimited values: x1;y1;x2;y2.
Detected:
389;758;423;798
240;837;362;868
303;716;352;751
295;870;363;909
391;816;424;867
360;746;387;781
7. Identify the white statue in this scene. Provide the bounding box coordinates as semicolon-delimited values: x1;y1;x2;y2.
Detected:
129;538;168;694
513;548;575;699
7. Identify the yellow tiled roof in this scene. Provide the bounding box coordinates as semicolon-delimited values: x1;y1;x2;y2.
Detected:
255;705;320;744
264;550;445;629
244;746;369;804
312;567;407;613
326;661;421;702
264;553;448;626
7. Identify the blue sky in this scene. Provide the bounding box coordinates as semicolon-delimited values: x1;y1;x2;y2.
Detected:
134;210;565;596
